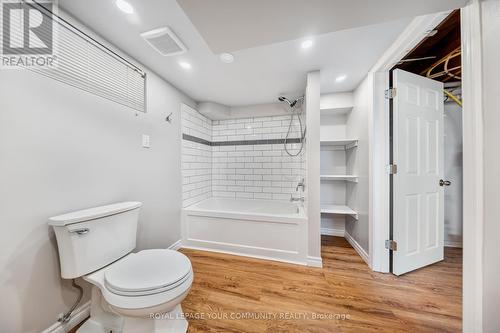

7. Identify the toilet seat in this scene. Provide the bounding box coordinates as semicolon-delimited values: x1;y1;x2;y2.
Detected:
104;249;191;296
84;249;193;311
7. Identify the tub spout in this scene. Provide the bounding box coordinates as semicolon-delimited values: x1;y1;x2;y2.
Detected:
290;194;305;202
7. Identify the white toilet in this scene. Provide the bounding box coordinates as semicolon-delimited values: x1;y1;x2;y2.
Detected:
49;202;193;333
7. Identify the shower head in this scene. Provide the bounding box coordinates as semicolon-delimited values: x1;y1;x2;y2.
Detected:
278;96;290;104
278;96;303;108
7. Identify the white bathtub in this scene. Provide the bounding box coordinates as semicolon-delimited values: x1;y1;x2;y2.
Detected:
182;198;308;265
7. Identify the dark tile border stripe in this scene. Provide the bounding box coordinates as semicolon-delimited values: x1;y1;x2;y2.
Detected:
214;137;302;146
182;134;212;146
183;133;302;146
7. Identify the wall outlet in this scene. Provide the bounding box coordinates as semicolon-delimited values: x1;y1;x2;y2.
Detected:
142;134;150;148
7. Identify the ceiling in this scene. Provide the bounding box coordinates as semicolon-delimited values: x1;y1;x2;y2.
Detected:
393;10;461;82
177;0;467;53
59;0;464;107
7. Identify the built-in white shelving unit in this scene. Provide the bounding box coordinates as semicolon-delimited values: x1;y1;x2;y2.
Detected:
320;96;358;232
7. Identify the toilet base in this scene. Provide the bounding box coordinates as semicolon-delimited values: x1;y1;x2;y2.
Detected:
123;305;188;333
77;287;188;333
77;310;188;333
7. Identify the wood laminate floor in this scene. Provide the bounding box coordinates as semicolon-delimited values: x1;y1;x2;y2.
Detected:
71;236;462;332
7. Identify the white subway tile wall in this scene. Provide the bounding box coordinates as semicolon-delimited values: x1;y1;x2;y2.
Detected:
181;105;212;207
182;108;307;204
213;116;306;200
212;143;306;200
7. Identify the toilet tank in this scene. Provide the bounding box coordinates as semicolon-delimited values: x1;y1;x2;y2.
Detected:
49;202;142;279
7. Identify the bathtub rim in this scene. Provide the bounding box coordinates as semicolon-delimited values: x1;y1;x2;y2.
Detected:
183;197;307;225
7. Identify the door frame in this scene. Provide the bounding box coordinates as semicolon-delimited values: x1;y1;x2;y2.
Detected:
369;2;483;332
369;10;452;272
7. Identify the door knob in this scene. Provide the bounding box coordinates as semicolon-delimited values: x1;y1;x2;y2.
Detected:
439;179;451;186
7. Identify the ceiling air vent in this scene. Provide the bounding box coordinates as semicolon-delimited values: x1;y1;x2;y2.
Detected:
141;27;187;56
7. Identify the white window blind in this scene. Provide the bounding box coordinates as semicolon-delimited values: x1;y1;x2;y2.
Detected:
14;2;146;112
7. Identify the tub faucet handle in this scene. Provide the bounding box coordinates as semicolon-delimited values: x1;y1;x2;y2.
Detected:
296;178;305;192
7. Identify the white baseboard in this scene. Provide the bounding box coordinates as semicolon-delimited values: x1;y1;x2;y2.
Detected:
344;231;370;266
445;240;463;248
320;227;345;237
41;301;90;333
306;256;323;268
168;239;183;250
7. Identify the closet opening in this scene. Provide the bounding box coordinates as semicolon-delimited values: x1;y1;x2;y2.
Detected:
389;10;462;276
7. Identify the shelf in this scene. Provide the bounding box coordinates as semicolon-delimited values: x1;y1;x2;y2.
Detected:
320;175;358;182
321;204;358;220
320;106;353;116
320;139;358;150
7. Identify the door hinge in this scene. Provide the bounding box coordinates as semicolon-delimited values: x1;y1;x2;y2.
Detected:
385;240;397;251
388;164;398;174
385;88;397;99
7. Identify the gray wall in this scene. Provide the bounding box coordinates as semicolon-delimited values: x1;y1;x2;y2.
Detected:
198;101;290;120
0;64;194;332
345;75;371;252
481;0;500;331
306;71;321;259
443;98;463;247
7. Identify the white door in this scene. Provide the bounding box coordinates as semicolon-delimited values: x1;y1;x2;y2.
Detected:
392;69;444;276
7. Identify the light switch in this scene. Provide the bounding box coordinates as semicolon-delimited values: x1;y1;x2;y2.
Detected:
142;134;150;148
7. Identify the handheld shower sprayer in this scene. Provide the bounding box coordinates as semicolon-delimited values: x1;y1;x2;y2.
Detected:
278;95;305;156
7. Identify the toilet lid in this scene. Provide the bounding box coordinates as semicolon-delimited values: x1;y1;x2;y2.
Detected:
104;249;192;295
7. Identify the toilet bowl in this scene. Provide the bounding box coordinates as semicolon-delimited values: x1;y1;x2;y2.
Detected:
48;202;193;333
84;249;193;333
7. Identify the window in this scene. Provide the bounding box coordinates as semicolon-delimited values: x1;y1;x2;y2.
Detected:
16;2;146;112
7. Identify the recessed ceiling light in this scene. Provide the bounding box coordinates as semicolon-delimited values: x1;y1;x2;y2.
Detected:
335;75;347;82
219;53;234;64
179;61;192;70
115;0;134;14
301;39;313;49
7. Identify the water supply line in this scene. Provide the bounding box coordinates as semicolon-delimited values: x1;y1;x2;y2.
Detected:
420;47;463;108
58;279;83;323
444;89;462;107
